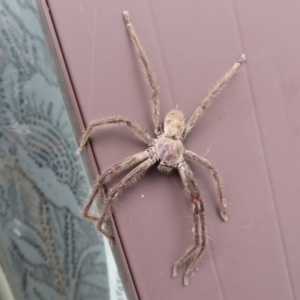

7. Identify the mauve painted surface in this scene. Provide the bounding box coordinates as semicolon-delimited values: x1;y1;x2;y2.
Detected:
46;0;300;299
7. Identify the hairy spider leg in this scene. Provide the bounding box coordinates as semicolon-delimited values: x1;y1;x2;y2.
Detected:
123;11;162;136
77;116;153;154
182;54;246;139
96;156;158;244
173;162;207;286
81;151;150;242
184;150;227;221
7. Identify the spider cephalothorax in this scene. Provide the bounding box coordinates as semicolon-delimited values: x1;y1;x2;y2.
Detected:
156;110;185;174
78;11;245;286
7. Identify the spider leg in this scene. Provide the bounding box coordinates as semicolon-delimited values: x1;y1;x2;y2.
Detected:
182;54;246;139
96;154;158;244
82;150;150;242
184;150;228;221
123;11;162;136
77;116;153;154
173;162;207;286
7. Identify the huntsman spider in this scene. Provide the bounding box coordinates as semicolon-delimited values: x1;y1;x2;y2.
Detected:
78;11;245;285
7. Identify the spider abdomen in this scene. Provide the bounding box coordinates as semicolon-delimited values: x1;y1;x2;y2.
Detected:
155;137;184;174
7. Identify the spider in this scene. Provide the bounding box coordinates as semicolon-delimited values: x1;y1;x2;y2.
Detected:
77;11;245;286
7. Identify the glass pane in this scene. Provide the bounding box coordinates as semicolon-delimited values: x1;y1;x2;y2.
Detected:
0;0;127;299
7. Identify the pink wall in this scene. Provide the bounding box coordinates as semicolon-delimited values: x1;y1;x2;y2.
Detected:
47;0;300;299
